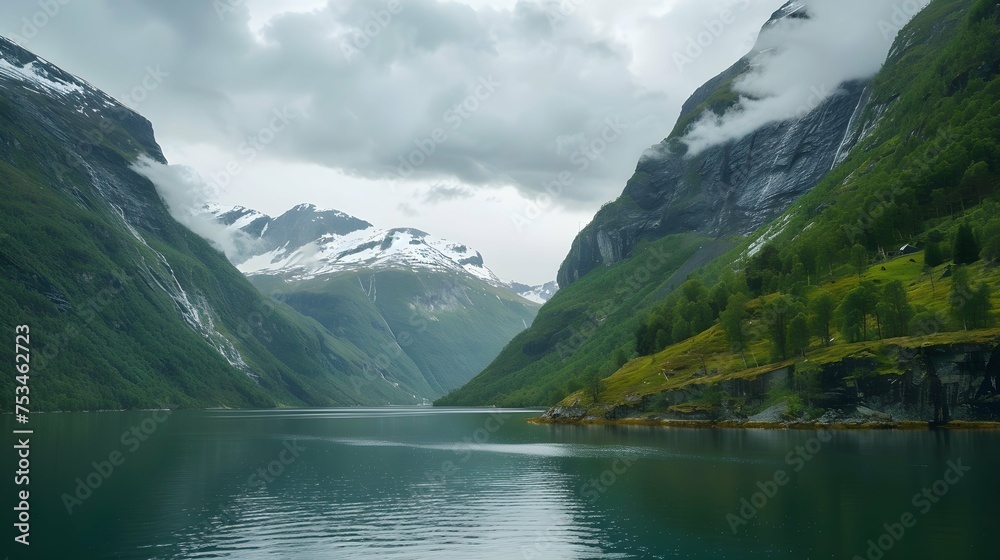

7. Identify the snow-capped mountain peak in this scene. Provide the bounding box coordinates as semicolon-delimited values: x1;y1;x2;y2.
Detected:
510;281;559;304
0;36;165;163
768;1;809;26
209;203;504;286
0;36;130;114
213;205;271;237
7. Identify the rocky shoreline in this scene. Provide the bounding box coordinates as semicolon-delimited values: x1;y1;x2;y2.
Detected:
533;340;1000;431
531;404;1000;430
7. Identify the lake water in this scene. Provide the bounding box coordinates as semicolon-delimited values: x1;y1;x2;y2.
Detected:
4;408;996;559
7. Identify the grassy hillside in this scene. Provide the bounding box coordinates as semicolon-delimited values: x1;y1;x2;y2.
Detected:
572;251;1000;410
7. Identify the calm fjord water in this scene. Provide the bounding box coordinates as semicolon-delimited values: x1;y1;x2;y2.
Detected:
5;408;995;559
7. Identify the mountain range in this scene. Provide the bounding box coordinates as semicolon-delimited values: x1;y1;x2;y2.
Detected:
207;202;544;397
210;202;556;303
4;0;999;422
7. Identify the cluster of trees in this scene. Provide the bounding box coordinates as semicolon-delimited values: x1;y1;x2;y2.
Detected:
632;278;734;360
949;266;993;330
919;216;1000;268
718;279;918;366
543;212;997;405
834;281;912;343
634;277;727;355
975;207;1000;264
635;235;994;368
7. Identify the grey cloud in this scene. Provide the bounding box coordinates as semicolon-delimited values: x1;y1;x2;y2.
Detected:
0;0;695;208
131;157;255;259
0;0;803;283
423;184;475;204
397;202;419;217
0;0;791;211
682;0;931;154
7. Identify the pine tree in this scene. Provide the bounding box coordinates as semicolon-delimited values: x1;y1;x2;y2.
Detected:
709;282;730;319
950;267;993;330
851;244;867;278
878;280;913;338
655;329;670;352
981;218;1000;263
949;266;974;330
837;283;879;342
721;293;750;367
953;223;980;265
809;292;836;346
763;295;801;362
670;321;689;344
787;313;810;358
970;284;992;330
584;367;602;402
924;241;944;267
613;348;628;368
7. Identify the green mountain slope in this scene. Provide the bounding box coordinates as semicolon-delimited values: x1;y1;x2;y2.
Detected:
442;0;1000;411
553;0;1000;420
437;234;722;405
0;37;431;410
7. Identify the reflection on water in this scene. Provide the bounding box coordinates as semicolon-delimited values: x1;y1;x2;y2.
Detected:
7;408;996;559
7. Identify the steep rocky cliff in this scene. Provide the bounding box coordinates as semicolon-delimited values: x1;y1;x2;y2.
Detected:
558;3;873;287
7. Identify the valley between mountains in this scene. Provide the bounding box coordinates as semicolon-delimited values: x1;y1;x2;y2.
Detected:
2;0;1000;429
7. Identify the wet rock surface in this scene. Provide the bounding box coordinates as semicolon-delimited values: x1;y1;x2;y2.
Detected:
558;80;869;288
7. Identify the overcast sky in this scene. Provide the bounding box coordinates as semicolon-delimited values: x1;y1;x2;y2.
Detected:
3;0;792;284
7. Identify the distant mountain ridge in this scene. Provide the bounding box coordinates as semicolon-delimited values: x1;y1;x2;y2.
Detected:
209;203;506;286
208;202;542;396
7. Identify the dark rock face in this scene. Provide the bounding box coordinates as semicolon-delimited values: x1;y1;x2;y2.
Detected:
0;37;164;162
553;1;884;289
540;407;588;421
558;78;870;288
262;204;372;253
0;36;170;237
